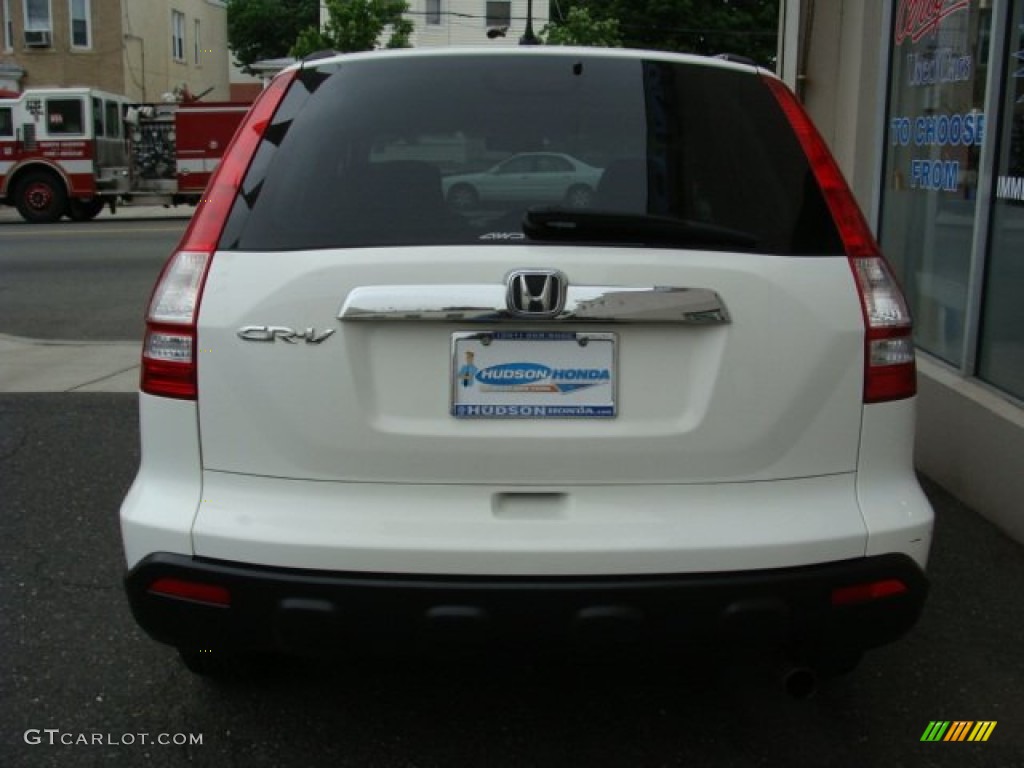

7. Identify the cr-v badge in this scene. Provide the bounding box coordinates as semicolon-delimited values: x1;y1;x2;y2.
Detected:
237;326;335;344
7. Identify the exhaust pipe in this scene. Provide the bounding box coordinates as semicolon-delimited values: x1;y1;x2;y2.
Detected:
780;662;818;699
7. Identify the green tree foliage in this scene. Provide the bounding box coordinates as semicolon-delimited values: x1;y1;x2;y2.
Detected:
546;0;778;65
542;7;623;47
227;0;319;71
291;0;413;57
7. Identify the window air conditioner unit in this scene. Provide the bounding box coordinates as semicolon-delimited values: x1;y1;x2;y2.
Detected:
24;30;52;48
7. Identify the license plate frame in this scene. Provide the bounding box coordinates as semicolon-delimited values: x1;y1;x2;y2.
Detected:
451;331;617;419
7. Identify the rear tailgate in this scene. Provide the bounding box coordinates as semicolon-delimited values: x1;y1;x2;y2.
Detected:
196;245;864;486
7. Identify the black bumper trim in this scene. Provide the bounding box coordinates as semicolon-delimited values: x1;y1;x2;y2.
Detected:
125;553;928;656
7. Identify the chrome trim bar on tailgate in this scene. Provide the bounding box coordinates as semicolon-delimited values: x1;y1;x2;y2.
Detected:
338;285;730;324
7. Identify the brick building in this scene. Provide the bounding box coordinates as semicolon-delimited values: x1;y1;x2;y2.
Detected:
0;0;229;100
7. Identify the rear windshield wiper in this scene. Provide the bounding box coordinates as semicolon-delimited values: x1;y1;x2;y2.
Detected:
522;208;760;250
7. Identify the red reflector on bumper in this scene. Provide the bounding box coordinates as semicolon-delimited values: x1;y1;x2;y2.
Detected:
148;578;231;606
831;579;908;606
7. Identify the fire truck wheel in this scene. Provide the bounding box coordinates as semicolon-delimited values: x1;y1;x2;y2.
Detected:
67;198;106;222
15;170;68;224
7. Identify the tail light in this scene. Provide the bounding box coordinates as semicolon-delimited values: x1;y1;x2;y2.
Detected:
763;75;916;403
141;69;298;399
149;577;231;607
141;251;210;398
831;578;908;607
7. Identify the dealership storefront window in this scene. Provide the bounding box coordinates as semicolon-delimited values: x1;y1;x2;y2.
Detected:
978;2;1024;399
881;0;991;366
881;0;1024;402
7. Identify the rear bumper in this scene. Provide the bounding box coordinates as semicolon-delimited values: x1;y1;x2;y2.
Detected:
126;552;928;657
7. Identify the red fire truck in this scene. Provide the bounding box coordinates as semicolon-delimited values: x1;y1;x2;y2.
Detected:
0;86;248;223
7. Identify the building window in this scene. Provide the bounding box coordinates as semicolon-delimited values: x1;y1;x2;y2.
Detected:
3;0;14;50
426;0;441;25
23;0;51;31
879;0;992;366
194;18;201;64
485;1;510;28
978;2;1024;400
69;0;90;48
171;10;185;62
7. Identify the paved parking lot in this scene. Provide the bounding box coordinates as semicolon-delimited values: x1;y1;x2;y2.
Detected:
1;393;1023;768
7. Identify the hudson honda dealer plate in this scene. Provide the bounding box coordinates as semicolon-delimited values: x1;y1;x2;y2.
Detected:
451;331;617;419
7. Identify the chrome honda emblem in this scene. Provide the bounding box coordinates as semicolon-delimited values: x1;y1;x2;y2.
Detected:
506;270;566;317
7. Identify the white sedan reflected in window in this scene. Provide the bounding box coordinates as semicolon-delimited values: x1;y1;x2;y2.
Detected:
443;152;603;210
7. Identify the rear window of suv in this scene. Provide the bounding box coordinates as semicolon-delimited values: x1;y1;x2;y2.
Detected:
219;52;843;256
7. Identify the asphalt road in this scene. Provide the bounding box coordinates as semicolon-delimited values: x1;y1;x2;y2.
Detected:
0;217;187;341
1;393;1023;768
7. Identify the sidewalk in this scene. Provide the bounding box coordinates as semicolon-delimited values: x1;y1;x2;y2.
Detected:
0;334;140;393
0;203;193;224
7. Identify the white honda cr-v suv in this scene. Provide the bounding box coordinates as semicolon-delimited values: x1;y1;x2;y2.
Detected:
120;47;932;686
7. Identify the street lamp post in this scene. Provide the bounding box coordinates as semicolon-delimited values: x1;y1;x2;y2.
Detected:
520;0;540;45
